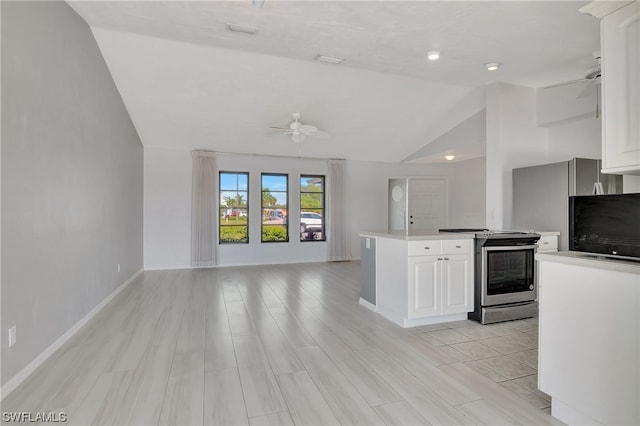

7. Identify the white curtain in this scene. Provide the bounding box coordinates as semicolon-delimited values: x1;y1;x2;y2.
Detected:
327;159;352;261
191;151;218;267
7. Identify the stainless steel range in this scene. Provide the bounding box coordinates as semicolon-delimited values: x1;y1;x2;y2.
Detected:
440;228;541;324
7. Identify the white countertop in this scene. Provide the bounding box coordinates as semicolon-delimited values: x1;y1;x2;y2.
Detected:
359;230;475;241
537;251;640;275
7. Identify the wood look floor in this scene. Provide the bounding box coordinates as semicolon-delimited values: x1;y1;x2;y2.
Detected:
2;262;562;425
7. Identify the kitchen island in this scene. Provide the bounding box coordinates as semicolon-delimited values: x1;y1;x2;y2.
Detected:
537;251;640;425
359;230;475;327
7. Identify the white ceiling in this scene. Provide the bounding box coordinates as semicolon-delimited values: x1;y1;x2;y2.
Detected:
68;1;600;162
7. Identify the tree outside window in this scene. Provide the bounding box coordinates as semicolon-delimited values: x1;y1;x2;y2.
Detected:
261;174;288;242
300;175;325;241
219;172;249;243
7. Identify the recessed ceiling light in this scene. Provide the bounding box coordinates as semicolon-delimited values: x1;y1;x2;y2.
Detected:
226;23;258;35
427;51;440;61
314;54;345;64
445;155;456;161
252;0;265;7
485;62;501;71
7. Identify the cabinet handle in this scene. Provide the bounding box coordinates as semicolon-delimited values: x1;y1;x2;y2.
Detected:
455;245;461;248
444;257;450;260
437;258;443;260
424;246;430;250
543;242;549;244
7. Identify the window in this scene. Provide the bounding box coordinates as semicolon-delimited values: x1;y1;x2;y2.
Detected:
261;174;288;242
300;175;325;241
219;172;249;243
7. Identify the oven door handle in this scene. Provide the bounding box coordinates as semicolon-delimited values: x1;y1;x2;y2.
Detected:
483;244;538;252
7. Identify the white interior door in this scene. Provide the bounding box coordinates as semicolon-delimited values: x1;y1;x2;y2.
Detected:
408;178;447;232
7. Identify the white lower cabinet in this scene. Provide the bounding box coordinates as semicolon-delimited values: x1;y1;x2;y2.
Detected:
408;251;472;319
442;255;472;314
408;256;439;317
372;235;474;328
538;257;640;425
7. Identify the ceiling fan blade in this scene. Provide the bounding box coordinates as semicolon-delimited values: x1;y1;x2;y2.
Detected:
298;124;318;135
308;130;330;139
543;77;588;90
291;133;306;143
269;126;289;130
577;77;600;99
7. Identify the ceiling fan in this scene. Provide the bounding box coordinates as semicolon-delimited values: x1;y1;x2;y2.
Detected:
543;53;601;99
270;112;329;143
543;53;602;116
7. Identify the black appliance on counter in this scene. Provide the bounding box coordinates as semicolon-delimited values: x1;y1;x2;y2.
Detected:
569;193;640;261
440;228;541;324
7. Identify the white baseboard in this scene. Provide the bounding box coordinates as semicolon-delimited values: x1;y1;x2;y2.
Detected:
358;298;377;312
143;265;192;271
0;269;143;400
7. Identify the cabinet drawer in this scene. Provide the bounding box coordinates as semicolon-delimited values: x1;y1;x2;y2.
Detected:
537;235;558;252
442;239;472;254
408;241;442;256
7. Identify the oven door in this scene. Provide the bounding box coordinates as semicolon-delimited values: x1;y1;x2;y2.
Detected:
481;244;537;306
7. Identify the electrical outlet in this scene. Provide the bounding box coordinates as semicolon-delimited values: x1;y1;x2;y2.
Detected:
8;326;16;347
117;264;121;273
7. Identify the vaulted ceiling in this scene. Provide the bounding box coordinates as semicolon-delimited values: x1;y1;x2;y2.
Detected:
68;1;600;162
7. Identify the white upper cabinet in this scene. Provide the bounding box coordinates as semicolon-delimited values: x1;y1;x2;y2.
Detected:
583;1;640;175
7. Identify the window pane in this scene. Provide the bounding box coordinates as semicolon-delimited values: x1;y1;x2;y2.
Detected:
300;175;325;242
262;174;288;242
220;225;248;243
262;175;287;191
301;176;324;192
301;193;323;209
219;172;249;244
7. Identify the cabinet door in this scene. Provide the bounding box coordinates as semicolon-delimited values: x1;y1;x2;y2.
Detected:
601;2;640;174
408;256;440;318
441;254;473;315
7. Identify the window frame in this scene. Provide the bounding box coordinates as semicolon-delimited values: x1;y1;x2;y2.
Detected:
261;173;289;243
300;174;326;242
219;171;249;244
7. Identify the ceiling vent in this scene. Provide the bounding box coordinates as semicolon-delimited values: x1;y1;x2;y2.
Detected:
314;54;345;64
226;23;258;35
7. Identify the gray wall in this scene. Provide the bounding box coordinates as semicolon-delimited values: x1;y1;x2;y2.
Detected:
1;1;143;386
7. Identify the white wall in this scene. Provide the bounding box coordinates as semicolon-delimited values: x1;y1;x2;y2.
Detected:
144;148;328;269
486;83;603;229
486;83;549;229
347;158;487;259
2;2;143;387
546;117;602;162
450;158;486;227
144;148;487;268
143;147;192;270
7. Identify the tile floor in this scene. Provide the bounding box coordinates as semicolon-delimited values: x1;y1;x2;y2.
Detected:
412;317;552;412
3;263;557;425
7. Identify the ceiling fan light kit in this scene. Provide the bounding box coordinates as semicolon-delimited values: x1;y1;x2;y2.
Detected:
427;51;440;61
485;62;501;71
